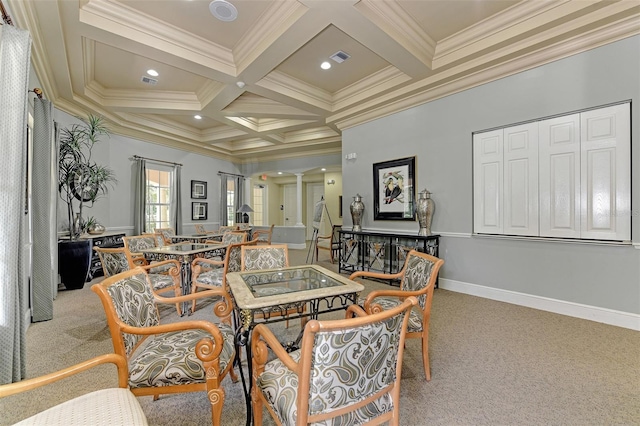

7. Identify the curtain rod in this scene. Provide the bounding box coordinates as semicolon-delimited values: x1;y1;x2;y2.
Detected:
218;171;245;178
1;0;13;25
133;155;182;167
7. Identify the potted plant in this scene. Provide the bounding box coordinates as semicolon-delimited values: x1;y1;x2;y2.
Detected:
58;114;117;289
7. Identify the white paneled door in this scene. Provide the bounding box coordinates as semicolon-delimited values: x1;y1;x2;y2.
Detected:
539;113;581;238
473;129;503;234
580;103;630;241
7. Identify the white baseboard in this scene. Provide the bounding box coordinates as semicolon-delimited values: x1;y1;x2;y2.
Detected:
283;242;306;249
439;278;640;331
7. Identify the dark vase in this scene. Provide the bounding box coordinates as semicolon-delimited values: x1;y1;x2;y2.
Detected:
58;240;92;290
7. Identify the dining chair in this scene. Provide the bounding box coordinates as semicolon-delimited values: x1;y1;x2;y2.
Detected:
97;243;182;315
240;244;289;271
349;250;444;381
221;231;248;244
154;227;176;245
122;235;159;267
253;224;274;245
0;354;147;426
315;224;342;263
217;225;238;234
144;232;166;247
251;297;417;426
190;238;258;315
91;267;238;425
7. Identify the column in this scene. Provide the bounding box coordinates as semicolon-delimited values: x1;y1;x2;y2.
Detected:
295;173;304;226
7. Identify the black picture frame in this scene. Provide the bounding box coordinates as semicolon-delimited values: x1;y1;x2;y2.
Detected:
191;180;207;199
373;156;416;221
192;202;208;220
339;195;343;218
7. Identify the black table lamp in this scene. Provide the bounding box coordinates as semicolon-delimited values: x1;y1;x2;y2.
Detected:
237;204;254;223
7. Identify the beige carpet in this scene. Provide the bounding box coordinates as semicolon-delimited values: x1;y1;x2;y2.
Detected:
1;246;639;425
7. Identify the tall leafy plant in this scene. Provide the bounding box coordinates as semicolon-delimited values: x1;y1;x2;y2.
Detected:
58;114;117;240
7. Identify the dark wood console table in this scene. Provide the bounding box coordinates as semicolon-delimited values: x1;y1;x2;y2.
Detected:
338;229;440;286
86;232;125;281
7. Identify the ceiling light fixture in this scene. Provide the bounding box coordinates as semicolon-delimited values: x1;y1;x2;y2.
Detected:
277;172;283;175
194;115;202;119
236;81;245;88
320;61;331;70
146;69;159;77
209;0;238;22
321;168;326;171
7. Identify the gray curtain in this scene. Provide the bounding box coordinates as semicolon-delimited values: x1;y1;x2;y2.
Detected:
172;165;182;234
219;175;228;226
133;158;146;234
0;24;32;384
31;98;58;322
218;173;244;226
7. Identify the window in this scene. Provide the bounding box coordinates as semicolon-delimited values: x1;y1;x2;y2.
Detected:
473;102;630;242
252;184;266;226
226;178;235;226
145;167;172;232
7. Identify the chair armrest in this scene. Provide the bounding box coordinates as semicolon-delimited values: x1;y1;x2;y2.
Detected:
361;288;426;313
191;257;224;268
251;324;300;373
0;354;129;397
153;289;234;319
345;304;368;319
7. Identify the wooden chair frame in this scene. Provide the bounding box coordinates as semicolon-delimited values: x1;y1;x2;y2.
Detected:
316;224;342;263
350;250;444;381
253;224;274;245
92;267;238;425
251;297;417;426
93;246;130;277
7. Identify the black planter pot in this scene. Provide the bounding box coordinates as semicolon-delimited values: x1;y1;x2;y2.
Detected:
58;239;92;290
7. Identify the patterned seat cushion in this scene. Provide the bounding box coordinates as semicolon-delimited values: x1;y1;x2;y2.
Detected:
148;273;175;291
128;323;235;389
195;268;224;287
257;349;393;425
358;296;423;332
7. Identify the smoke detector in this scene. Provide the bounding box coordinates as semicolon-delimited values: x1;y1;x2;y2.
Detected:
209;0;238;22
140;76;158;85
330;51;350;63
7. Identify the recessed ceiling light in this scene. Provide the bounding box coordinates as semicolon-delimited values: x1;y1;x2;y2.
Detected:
321;168;326;171
209;0;238;22
147;69;159;77
277;172;283;175
194;115;202;119
320;61;331;70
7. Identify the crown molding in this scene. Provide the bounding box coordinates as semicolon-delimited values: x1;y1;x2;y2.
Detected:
257;70;333;111
333;66;411;111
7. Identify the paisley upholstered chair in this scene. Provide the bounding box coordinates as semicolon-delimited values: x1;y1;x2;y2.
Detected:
253;224;274;245
122;235;158;267
350;250;444;381
143;232;166;247
93;246;130;277
97;244;182;315
0;354;147;425
154;227;176;245
190;239;258;314
251;297;417;426
240;244;289;271
91;267;238;426
221;231;248;244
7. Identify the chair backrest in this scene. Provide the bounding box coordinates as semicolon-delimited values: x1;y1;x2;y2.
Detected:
92;268;160;358
218;225;237;234
93;247;130;277
227;239;258;274
254;224;274;244
297;297;416;424
241;244;288;271
123;235;157;254
155;227;176;244
144;232;166;247
221;231;247;244
330;224;342;246
194;224;207;234
398;250;444;310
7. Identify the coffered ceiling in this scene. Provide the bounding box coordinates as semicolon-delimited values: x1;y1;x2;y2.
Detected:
8;0;640;164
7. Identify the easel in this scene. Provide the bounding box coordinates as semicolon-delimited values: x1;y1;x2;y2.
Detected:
306;196;333;263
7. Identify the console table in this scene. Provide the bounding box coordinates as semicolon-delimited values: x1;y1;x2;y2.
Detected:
338;229;440;286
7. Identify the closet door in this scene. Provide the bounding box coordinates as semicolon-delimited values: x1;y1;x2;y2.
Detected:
539;114;580;238
503;123;538;236
473;130;503;234
580;103;631;240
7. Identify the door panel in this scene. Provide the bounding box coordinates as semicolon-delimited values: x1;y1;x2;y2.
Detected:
283;184;296;227
473;130;503;234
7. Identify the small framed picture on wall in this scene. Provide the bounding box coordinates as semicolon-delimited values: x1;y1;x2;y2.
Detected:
191;180;207;199
192;202;208;220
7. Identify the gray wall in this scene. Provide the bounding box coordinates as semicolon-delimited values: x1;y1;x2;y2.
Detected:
54;110;240;235
342;35;640;315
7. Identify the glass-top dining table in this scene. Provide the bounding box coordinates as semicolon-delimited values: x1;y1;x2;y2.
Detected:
226;265;364;425
141;243;228;314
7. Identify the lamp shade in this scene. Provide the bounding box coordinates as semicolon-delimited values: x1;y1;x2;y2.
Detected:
237;204;254;213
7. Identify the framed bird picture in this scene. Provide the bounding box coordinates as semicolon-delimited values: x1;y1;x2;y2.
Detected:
373;156;415;220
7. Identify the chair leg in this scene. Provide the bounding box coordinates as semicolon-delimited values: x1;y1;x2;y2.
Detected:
422;335;431;381
252;386;264;426
191;285;198;314
209;388;225;426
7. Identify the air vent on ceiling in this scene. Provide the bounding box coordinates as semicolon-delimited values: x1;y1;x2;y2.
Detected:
330;50;350;63
141;76;158;85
